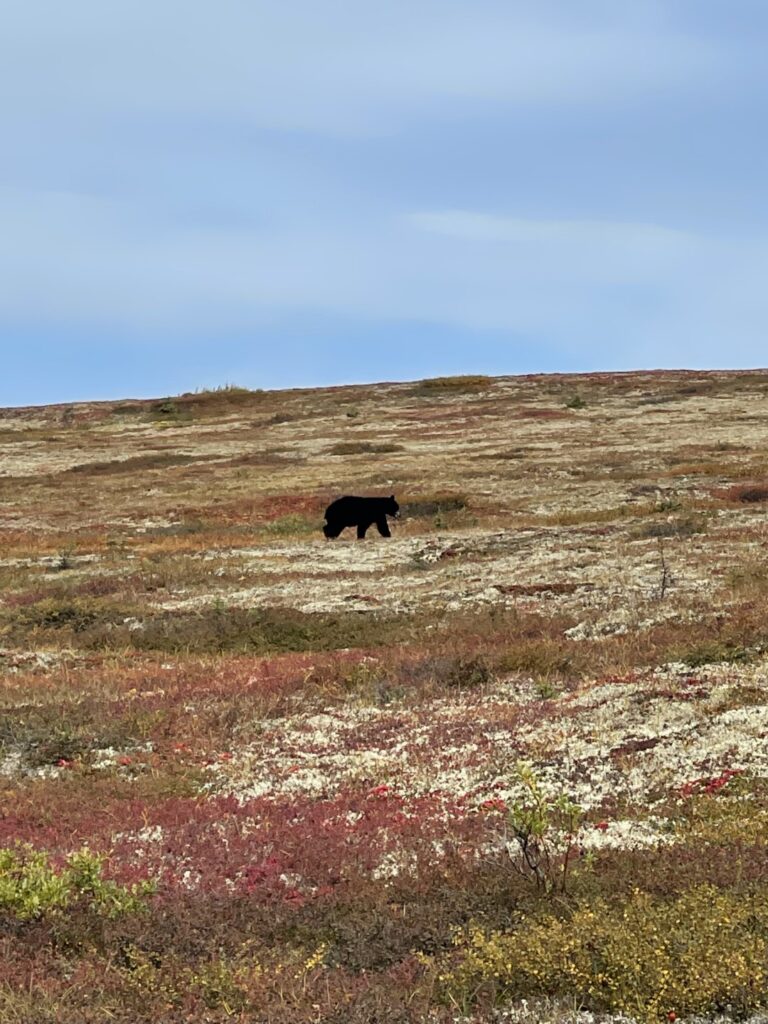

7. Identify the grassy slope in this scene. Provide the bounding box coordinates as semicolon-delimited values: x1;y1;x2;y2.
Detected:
3;370;768;1022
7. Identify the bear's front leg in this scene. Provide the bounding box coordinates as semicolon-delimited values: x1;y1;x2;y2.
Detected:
357;522;371;540
375;517;391;537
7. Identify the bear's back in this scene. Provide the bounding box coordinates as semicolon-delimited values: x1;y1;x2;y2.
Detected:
324;495;392;522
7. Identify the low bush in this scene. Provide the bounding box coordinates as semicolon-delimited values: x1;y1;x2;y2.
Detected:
444;655;492;691
717;481;768;503
437;886;768;1021
335;660;408;706
326;441;404;455
564;394;586;409
497;638;591;679
66;453;200;476
0;846;154;921
631;515;707;539
673;638;757;667
1;597;131;638
400;494;467;518
262;514;317;537
125;606;415;656
411;375;491;395
149;399;187;421
192;384;255;396
504;765;584;896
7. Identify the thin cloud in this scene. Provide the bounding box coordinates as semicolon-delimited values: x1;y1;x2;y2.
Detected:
2;1;768;402
407;211;693;247
4;184;768;370
1;2;727;137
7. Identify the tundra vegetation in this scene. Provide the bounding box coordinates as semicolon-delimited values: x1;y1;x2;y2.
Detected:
3;370;768;1022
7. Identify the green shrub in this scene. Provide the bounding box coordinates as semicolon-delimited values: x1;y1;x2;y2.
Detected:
262;514;317;537
337;661;406;706
27;726;90;767
0;597;487;657
504;765;584;895
153;400;179;417
412;375;491;394
564;394;586;409
497;638;589;679
192;383;254;395
6;597;117;632
147;399;193;424
66;452;199;475
401;495;467;518
444;655;491;691
631;515;707;540
52;550;76;571
676;639;757;667
0;846;154;921
126;606;414;656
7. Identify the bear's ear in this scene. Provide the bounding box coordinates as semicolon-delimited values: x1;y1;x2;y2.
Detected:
390;494;394;499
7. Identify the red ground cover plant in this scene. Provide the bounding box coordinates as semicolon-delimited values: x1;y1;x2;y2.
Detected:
680;768;744;799
715;481;768;503
108;787;496;896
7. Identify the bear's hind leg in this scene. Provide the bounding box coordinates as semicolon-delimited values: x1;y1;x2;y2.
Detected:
357;521;371;540
375;517;391;538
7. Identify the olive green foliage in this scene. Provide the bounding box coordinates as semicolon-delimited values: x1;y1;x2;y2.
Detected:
564;394;587;409
0;846;155;921
444;655;491;690
631;514;707;539
505;765;584;895
401;494;467;518
261;513;317;537
438;886;768;1021
0;598;414;654
326;441;404;455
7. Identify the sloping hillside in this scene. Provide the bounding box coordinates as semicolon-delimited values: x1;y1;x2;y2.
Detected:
3;370;768;1023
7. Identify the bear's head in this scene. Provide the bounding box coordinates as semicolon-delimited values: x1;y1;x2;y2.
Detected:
386;495;400;518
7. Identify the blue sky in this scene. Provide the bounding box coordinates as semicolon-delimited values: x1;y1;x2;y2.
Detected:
2;1;768;406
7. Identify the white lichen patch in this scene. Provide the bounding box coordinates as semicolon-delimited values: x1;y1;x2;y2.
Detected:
0;647;81;673
150;512;739;619
206;661;768;833
0;748;24;778
579;817;674;851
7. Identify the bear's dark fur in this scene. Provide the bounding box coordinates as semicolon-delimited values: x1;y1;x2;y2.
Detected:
323;495;399;540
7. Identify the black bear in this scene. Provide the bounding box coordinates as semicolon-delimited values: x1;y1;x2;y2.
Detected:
323;495;400;540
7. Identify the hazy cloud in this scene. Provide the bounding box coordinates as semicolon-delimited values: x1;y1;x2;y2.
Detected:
1;1;767;401
1;2;727;135
4;183;768;369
